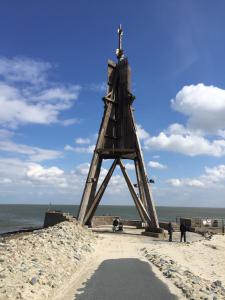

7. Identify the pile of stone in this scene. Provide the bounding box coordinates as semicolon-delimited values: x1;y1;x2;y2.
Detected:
0;221;96;300
141;248;225;300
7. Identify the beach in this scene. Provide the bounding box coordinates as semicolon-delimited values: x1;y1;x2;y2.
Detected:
0;221;96;300
1;222;225;299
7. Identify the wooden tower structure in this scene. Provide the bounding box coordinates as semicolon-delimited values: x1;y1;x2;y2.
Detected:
77;25;159;230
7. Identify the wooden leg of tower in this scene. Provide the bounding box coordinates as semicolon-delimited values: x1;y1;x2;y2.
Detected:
77;153;102;224
87;156;102;213
118;160;151;224
136;155;159;228
129;107;159;229
134;159;148;211
128;160;146;223
84;159;118;225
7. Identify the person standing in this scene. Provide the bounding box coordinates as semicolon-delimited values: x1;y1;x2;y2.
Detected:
112;218;119;232
180;222;187;242
168;222;173;242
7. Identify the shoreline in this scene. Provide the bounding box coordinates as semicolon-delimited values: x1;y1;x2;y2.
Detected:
1;203;225;209
0;227;43;238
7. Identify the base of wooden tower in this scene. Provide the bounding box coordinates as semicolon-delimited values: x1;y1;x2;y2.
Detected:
141;227;164;238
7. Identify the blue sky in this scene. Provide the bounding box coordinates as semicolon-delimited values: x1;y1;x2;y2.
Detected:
1;0;225;207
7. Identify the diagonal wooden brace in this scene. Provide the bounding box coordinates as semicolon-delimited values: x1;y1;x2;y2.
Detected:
118;159;152;225
134;159;148;211
84;159;118;225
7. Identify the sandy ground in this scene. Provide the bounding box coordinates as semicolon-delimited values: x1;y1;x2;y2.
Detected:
143;233;225;286
1;224;225;299
53;227;186;300
0;222;96;300
53;227;225;300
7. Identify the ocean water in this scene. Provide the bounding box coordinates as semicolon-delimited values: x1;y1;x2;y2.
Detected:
0;204;225;234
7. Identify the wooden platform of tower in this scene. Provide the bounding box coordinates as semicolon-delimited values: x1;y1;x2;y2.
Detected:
77;26;160;233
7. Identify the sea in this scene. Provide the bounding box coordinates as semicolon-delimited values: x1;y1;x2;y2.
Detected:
0;204;225;234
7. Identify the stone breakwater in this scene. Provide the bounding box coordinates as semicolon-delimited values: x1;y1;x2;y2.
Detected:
141;248;225;300
0;221;96;300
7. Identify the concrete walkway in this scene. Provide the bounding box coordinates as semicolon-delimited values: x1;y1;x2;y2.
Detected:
74;258;177;300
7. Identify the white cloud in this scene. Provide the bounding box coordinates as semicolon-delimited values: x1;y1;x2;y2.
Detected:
0;129;14;139
0;178;12;184
0;157;127;196
167;178;204;188
64;144;95;154
136;124;150;140
0;157;69;190
60;118;79;126
166;178;182;187
75;138;91;145
203;165;225;184
144;132;225;157
71;162;127;195
165;123;189;135
124;163;135;171
0;139;61;162
73;163;90;176
148;161;167;170
171;83;225;134
106;174;127;194
35;86;80;102
0;57;81;128
0;83;81;127
0;57;51;84
26;163;67;187
138;84;225;157
166;164;225;189
87;82;107;92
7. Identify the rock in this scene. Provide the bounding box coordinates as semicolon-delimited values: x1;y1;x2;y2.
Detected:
20;267;28;272
30;277;38;285
7;266;14;272
31;258;38;262
212;280;222;288
192;277;200;285
163;270;173;278
0;222;95;299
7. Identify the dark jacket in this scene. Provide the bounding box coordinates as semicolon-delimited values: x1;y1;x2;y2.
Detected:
168;222;173;234
113;219;119;227
180;223;187;233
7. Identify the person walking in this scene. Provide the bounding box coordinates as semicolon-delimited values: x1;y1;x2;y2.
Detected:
168;222;173;242
180;222;187;242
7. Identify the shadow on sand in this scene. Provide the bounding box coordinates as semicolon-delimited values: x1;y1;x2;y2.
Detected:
91;228;144;237
73;258;178;300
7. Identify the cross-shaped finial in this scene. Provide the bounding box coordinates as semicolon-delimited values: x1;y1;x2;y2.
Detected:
116;24;124;60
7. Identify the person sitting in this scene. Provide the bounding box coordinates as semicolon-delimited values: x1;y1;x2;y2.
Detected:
112;218;119;232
